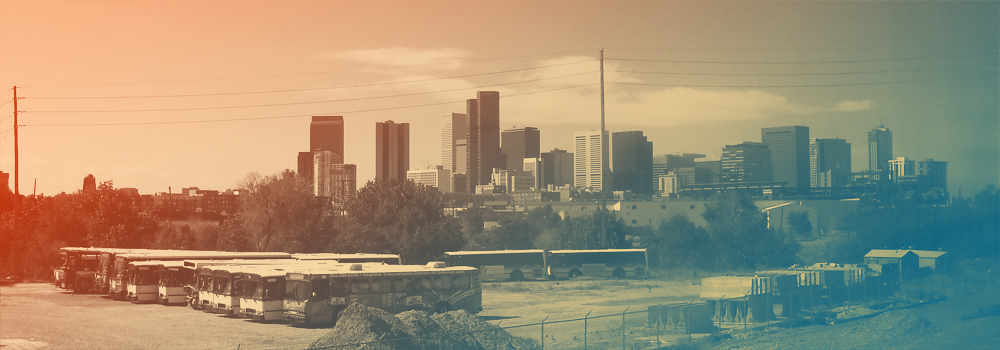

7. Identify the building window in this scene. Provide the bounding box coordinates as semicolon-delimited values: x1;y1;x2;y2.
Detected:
690;205;695;209
631;205;637;209
631;219;637;224
580;206;586;210
661;205;666;209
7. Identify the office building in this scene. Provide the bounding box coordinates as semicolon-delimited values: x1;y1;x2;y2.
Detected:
501;126;540;172
407;166;452;192
809;138;852;187
465;91;503;193
612;131;654;195
313;150;356;210
695;159;721;184
868;125;893;182
541;148;574;188
375;120;409;181
653;153;705;191
440;113;467;173
721;142;772;184
523;158;543;190
762;126;810;188
574;130;611;191
311;116;344;159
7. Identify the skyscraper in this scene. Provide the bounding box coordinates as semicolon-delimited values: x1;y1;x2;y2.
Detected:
722;142;772;184
310;116;344;158
809;138;852;187
611;131;654;194
868;125;893;182
653;153;705;191
465;91;502;193
761;126;809;188
501;126;540;172
541;148;574;188
574;130;611;190
375;120;410;181
440;113;466;173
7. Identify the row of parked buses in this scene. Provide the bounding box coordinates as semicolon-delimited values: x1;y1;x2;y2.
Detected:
53;247;647;325
440;248;649;282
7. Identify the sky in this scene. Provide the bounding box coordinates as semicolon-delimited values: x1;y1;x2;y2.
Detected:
0;0;997;197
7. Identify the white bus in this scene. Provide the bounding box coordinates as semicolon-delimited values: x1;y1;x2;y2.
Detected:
441;250;548;282
283;262;482;325
234;262;371;321
293;253;403;265
109;251;293;300
187;258;308;311
124;261;184;303
547;249;648;280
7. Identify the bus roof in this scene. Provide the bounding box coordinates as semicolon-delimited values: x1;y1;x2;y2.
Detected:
128;260;186;268
444;249;546;255
209;261;351;275
287;263;477;280
549;249;647;254
117;251;293;261
292;253;401;260
183;258;305;269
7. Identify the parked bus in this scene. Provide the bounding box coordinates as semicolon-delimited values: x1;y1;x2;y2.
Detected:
441;250;548;282
96;249;179;295
547;249;648;280
124;261;184;303
293;253;403;265
283;262;482;325
157;263;197;305
186;258;306;310
109;251;293;300
236;263;377;321
55;247;110;292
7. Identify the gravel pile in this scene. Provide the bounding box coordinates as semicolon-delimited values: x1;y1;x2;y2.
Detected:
308;303;536;350
844;309;934;343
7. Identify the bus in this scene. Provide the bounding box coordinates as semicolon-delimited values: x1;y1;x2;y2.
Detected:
186;258;309;311
236;263;380;321
124;261;184;303
96;249;180;295
547;249;648;280
293;253;403;265
55;247;110;292
441;250;548;282
109;251;293;300
157;263;197;305
282;262;482;325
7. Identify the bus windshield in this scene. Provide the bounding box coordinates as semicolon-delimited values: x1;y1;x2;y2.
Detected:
241;281;258;299
261;278;283;301
285;280;311;302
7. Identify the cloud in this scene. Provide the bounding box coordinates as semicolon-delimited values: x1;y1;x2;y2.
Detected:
832;100;875;112
323;47;471;70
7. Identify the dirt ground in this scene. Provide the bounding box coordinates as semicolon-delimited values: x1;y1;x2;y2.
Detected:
2;270;998;350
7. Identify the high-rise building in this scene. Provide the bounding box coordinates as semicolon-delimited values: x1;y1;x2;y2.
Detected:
612;131;654;195
761;126;810;188
917;159;947;191
440;113;467;173
314;150;355;209
809;138;852;187
297;152;314;181
574;130;611;191
541;148;574;188
83;174;96;192
465;91;502;193
653;153;705;191
501;127;540;172
722;142;772;184
375;120;409;181
311;116;344;158
407;166;452;192
868;125;893;182
694;159;721;184
523;158;543;190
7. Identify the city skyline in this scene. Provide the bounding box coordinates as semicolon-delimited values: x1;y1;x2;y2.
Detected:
0;1;996;196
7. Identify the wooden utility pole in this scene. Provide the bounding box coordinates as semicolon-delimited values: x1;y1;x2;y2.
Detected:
599;49;608;248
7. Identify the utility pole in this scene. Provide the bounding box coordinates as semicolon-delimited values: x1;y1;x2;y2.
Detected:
12;86;19;273
599;49;608;248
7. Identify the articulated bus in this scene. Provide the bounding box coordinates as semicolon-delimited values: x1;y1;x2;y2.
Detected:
124;261;184;303
283;262;481;325
441;250;548;282
547;249;648;280
236;263;382;321
109;251;293;300
293;253;403;265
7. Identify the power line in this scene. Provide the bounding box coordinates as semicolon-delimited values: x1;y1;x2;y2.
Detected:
28;72;597;113
605;52;998;65
20;49;599;89
26;59;596;99
605;42;1000;52
23;84;598;127
607;73;998;88
606;63;998;77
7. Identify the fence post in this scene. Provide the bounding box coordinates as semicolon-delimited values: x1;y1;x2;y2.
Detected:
717;295;726;333
584;310;592;350
622;306;630;350
655;303;661;348
540;316;548;350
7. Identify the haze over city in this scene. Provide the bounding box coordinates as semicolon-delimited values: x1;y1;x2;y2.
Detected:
0;1;996;196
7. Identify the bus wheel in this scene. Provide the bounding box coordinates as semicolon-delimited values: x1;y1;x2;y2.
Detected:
75;279;92;293
612;268;626;280
509;270;524;282
569;269;583;278
434;302;451;314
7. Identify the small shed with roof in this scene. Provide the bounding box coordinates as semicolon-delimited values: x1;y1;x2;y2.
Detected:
908;250;949;270
864;249;919;273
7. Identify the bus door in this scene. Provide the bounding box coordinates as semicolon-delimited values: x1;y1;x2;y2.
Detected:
307;278;332;324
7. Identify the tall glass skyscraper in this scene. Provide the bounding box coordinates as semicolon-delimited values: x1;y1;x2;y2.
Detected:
761;126;810;188
868;125;893;182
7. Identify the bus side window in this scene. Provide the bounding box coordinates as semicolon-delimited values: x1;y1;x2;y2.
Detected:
373;279;388;293
454;275;469;289
331;279;347;297
434;276;452;290
393;278;406;293
352;279;370;294
421;278;432;290
312;279;330;300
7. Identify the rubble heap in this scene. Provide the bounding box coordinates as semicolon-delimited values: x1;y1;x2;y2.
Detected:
308;303;536;350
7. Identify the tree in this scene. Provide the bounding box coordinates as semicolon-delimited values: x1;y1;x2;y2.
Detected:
230;170;324;252
643;214;711;269
338;178;465;263
77;181;158;248
543;209;629;250
702;192;799;270
466;205;562;250
787;211;813;239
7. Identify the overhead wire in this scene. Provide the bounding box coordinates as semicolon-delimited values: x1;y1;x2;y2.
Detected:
605;52;998;65
608;73;999;89
606;63;998;77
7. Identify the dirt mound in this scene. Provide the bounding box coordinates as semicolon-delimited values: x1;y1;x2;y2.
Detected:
843;309;934;348
308;304;536;350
